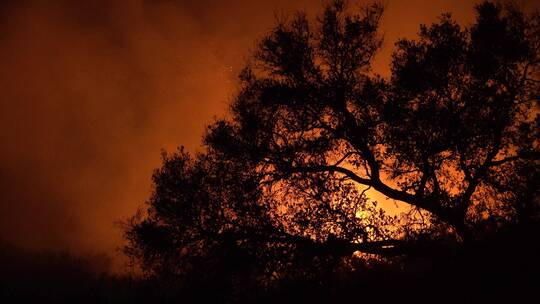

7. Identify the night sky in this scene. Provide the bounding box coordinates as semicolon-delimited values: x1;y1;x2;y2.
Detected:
1;0;535;271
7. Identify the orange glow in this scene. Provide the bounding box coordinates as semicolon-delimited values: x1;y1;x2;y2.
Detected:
1;0;538;273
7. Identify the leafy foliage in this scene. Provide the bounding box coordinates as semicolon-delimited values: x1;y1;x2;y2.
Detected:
124;0;540;292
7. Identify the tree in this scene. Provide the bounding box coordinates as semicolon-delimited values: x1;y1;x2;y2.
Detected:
124;0;539;288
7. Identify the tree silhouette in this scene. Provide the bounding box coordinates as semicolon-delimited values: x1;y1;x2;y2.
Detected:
124;0;539;293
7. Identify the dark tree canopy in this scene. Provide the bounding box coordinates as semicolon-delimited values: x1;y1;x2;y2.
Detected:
124;0;539;294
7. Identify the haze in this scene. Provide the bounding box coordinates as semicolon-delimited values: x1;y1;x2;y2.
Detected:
2;0;534;271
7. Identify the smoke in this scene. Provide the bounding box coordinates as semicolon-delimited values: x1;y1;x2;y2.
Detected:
3;0;535;271
0;0;318;271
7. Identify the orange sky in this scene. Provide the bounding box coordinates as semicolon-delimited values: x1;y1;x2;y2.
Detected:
0;0;537;271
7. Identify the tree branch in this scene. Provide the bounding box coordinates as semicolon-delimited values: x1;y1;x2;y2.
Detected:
224;229;414;257
286;164;439;214
489;150;540;167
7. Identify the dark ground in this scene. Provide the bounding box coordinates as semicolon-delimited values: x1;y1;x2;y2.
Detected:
1;227;538;304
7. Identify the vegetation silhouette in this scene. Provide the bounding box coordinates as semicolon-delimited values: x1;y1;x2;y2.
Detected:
1;1;538;303
122;0;540;302
0;240;189;303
